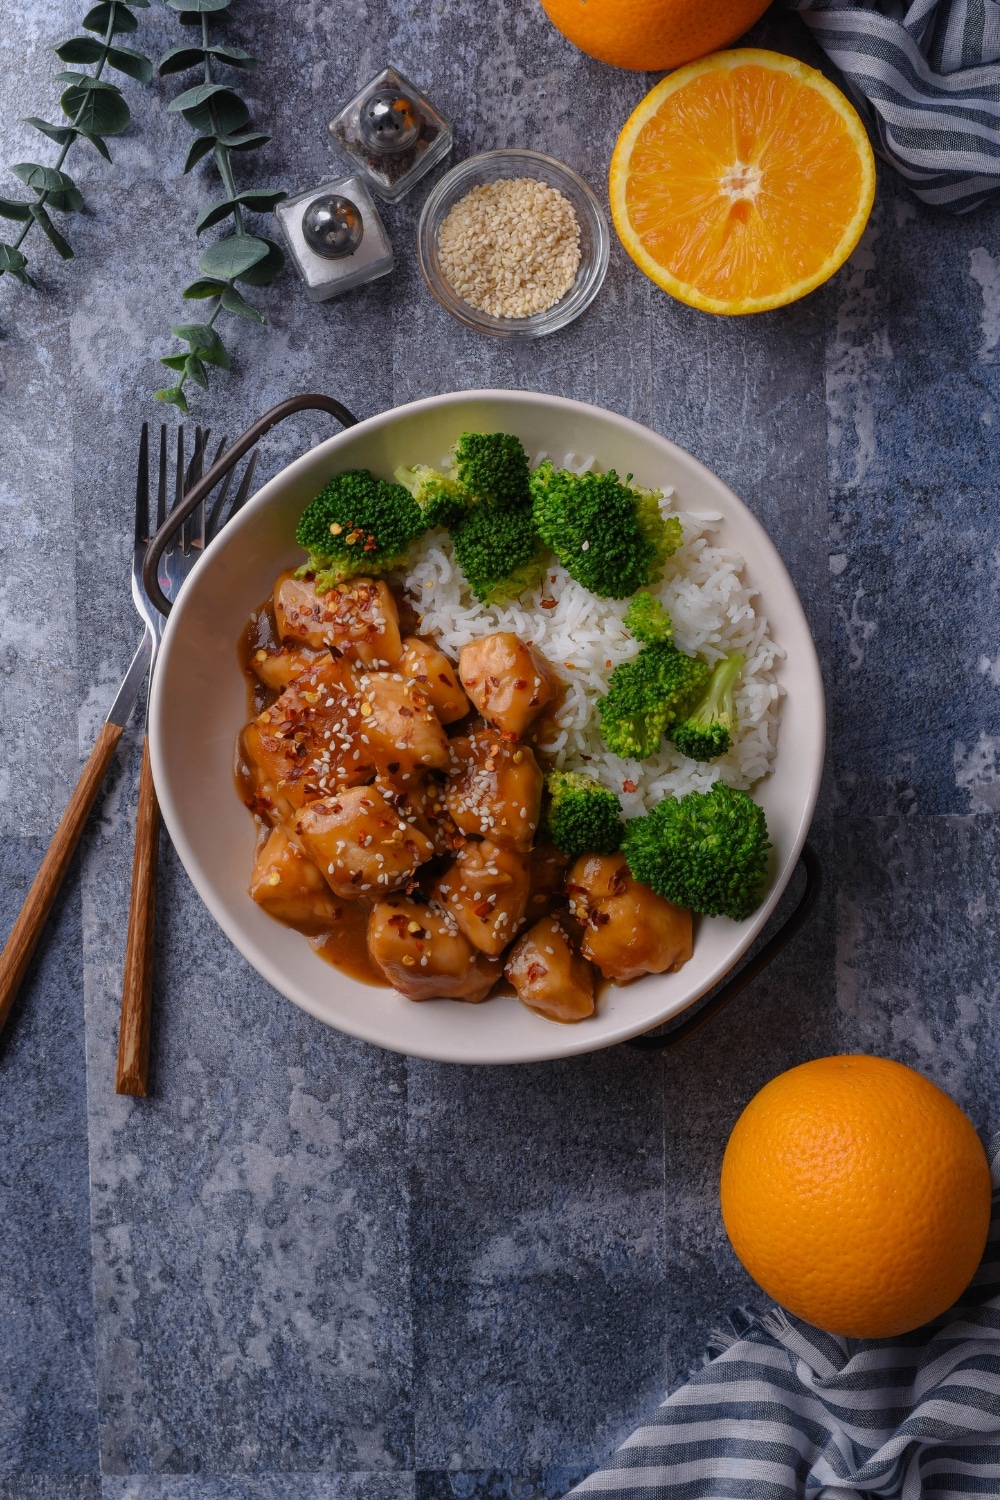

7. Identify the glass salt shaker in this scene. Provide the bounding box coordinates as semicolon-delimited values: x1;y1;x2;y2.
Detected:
275;176;393;302
329;65;452;202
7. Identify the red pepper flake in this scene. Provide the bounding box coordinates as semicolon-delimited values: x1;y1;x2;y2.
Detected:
540;599;557;610
605;659;612;668
622;779;637;794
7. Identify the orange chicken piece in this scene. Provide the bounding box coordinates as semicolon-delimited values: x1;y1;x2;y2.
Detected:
294;785;434;898
432;838;530;957
458;632;558;736
444;729;543;849
399;636;470;725
274;572;402;668
505;917;596;1023
249;823;342;932
250;645;328;692
368;897;502;1001
567;854;693;982
354;668;451;783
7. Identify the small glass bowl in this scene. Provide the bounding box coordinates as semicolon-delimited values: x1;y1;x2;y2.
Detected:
417;148;610;339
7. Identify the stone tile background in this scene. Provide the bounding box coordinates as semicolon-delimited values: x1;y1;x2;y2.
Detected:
1;0;997;1492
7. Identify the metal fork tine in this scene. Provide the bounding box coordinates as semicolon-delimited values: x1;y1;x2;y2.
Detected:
205;440;240;542
134;422;149;549
226;449;259;524
156;426;168;534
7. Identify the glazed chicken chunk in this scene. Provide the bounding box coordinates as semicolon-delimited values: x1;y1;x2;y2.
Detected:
432;838;531;957
241;655;371;820
458;632;558;736
274;572;403;668
294;785;434;898
355;668;451;782
368;896;501;1001
399;636;470;725
250;644;328;692
249;823;342;932
567;854;693;982
505;917;596;1023
445;728;543;849
378;775;465;857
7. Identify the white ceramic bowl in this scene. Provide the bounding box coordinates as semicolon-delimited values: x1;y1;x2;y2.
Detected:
150;390;824;1065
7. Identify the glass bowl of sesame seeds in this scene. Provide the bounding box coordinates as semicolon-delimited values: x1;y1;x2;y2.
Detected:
417;148;610;338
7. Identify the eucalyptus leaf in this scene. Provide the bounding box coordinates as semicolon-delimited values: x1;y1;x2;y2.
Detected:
159;353;189;372
165;0;230;11
220;283;264;321
47;185;86;213
0;197;32;222
198;337;230;369
56;36;105;64
182;276;227;298
30;202;74;258
12;162;76;193
159;44;206;74
183;135;216;173
61;80;130;135
0;244;34;283
194;196;238;234
208;44;257;67
184;354;209;390
236;188;286;213
107;45;153;82
233;236;283;286
167;81;231;113
80;130;113;161
24;117;77;146
174;7;233;24
83;2;138;33
155;385;190;413
218;129;269;152
170;320;221;349
198;233;268;279
188;89;249;137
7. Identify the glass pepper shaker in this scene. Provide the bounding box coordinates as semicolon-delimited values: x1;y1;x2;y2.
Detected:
329;65;452;202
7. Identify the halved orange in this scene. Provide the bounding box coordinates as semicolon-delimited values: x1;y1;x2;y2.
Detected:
609;50;876;315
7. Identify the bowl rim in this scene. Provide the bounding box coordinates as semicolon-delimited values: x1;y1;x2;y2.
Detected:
149;388;825;1065
416;148;610;339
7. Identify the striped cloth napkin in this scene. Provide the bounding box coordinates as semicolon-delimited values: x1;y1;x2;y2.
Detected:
790;0;1000;210
568;1145;1000;1499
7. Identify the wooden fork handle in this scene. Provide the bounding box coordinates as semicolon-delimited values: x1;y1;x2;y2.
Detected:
116;736;160;1096
0;719;124;1037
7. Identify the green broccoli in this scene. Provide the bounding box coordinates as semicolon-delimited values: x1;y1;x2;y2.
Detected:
545;770;624;859
624;593;673;645
451;502;548;605
670;653;745;762
393;463;468;530
295;469;423;590
529;462;683;598
452;430;531;508
621;781;771;921
598;643;710;759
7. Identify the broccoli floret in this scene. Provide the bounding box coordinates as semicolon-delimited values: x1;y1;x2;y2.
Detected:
598;643;710;759
621;781;771;921
393;463;468;530
451;502;548;605
624;593;673;645
452;430;531;508
545;770;624;858
529;463;683;598
670;653;745;762
295;469;423;589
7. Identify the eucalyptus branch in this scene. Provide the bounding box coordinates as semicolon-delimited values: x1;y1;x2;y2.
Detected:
0;0;152;286
155;0;286;414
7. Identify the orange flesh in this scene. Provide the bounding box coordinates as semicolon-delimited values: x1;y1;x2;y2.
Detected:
622;63;870;306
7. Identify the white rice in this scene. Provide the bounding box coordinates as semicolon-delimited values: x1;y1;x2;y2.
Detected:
392;454;783;818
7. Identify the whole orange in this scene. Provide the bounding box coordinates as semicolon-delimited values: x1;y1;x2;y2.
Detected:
537;0;772;72
720;1056;992;1337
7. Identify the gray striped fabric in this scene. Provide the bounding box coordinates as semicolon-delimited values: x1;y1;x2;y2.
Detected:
790;0;1000;210
568;1147;1000;1499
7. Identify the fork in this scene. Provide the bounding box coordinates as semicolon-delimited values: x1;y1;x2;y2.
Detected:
115;423;258;1096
